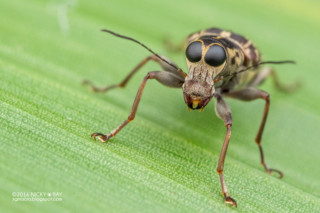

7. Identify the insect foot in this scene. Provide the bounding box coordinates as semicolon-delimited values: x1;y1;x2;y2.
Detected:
82;80;99;92
266;168;284;178
82;79;117;93
224;195;237;208
82;79;94;89
91;132;113;142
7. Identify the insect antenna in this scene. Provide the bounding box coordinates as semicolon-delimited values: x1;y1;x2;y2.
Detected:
236;60;296;75
101;29;182;72
214;60;296;82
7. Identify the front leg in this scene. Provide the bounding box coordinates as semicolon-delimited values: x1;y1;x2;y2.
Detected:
214;94;237;207
92;70;184;142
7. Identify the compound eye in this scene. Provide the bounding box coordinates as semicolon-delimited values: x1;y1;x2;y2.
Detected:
186;41;202;63
204;45;226;66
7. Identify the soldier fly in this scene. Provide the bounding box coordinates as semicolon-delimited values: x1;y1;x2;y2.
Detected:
84;28;296;207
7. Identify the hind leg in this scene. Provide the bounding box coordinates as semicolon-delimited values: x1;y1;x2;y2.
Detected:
249;67;300;93
163;37;185;53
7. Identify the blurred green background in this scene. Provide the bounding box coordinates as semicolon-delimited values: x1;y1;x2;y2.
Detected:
1;0;320;212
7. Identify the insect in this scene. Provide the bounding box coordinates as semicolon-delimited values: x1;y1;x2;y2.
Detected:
84;28;296;207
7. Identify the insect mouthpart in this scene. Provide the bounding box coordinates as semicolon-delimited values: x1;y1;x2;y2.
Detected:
182;79;214;111
183;93;212;111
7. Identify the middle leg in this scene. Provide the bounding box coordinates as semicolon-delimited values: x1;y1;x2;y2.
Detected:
83;55;185;93
225;87;283;178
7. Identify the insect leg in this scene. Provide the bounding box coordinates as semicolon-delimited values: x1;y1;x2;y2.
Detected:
91;71;184;142
214;94;237;207
248;67;300;93
83;55;185;93
225;87;283;178
163;37;185;53
83;55;157;92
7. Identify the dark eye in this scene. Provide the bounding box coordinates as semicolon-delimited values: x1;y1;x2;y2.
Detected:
186;41;202;62
204;45;226;66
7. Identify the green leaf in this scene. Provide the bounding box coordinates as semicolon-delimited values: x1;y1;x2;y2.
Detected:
1;0;320;212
